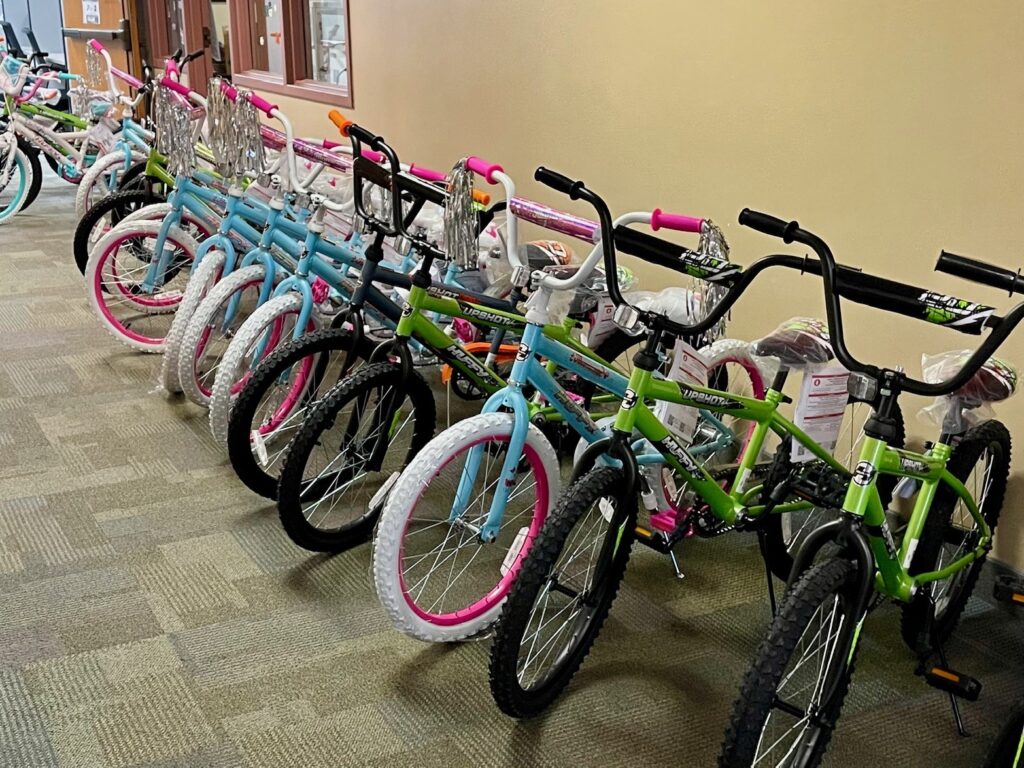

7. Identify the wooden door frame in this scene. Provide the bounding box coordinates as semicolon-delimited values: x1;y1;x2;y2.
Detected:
180;0;212;94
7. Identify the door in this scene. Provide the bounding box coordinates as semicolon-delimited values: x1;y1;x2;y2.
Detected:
60;0;136;85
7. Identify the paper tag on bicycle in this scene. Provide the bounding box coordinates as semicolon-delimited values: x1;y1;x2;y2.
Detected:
251;430;270;467
91;122;117;154
654;339;708;446
501;527;530;577
586;296;617;349
791;363;849;463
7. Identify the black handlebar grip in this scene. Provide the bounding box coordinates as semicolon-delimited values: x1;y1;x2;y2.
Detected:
184;48;206;64
534;167;584;200
936;251;1022;295
738;208;800;244
171;46;183;62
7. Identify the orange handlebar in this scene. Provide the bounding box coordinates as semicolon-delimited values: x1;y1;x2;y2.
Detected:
328;109;352;137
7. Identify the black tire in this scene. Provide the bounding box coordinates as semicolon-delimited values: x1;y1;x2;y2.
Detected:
73;189;168;274
900;419;1011;652
276;361;436;552
761;399;906;582
984;699;1024;768
489;465;637;717
720;557;861;767
227;327;372;499
16;139;43;211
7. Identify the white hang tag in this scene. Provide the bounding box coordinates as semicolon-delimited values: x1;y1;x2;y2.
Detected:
586;296;617;349
654;338;708;446
251;430;270;467
791;362;850;463
90;122;118;154
501;526;530;576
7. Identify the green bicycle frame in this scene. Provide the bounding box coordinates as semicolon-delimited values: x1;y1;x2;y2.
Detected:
611;366;833;529
841;435;988;602
393;282;619;420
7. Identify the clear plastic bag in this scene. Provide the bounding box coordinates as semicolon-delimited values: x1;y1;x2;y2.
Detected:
751;317;834;367
918;350;1018;433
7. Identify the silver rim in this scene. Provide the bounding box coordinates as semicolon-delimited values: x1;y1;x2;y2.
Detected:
754;593;848;766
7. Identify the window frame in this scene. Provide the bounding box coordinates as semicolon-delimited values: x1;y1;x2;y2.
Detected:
227;0;353;108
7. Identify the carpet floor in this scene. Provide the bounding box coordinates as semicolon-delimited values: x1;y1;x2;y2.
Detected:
0;176;1021;767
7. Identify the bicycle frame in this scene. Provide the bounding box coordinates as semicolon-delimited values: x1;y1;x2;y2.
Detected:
841;435;988;602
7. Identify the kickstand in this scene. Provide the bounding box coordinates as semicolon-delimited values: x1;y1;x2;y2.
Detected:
668;548;685;580
756;529;778;616
936;642;969;737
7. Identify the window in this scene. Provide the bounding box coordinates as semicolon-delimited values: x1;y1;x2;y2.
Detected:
226;0;353;107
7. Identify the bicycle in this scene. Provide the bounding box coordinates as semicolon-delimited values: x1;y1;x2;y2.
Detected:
365;158;776;645
716;216;1021;767
484;171;985;720
272;126;693;562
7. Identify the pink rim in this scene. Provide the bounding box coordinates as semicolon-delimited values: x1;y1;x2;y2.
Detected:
257;355;317;434
188;278;266;397
92;230;193;345
397;434;549;627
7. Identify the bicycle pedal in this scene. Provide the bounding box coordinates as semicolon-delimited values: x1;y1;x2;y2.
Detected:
924;666;982;701
993;574;1024;607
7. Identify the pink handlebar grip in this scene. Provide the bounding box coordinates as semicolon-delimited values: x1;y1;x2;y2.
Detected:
466;156;503;184
88;39;105;53
160;76;192;97
361;148;384;163
247;92;278;116
408;164;446;183
650;209;704;234
323;138;342;150
219;80;238;101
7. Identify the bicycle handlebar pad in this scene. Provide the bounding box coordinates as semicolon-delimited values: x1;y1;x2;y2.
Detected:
614;224;996;335
936;250;1024;295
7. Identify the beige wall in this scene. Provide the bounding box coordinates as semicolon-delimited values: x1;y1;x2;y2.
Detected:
269;0;1024;569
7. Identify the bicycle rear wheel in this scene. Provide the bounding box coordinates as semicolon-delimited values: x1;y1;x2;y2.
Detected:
900;419;1010;652
489;465;636;717
984;699;1024;768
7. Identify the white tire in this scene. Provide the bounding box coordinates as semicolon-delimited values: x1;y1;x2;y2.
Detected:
373;412;561;642
177;264;270;407
208;292;313;447
84;219;199;352
0;144;32;225
159;250;227;394
75;149;146;220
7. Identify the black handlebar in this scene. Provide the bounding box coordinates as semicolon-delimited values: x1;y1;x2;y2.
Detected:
737;209;1024;398
737;208;800;244
535;167;585;200
936;250;1024;296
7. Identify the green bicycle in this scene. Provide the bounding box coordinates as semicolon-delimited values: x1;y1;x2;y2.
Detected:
716;217;1021;766
487;175;1018;737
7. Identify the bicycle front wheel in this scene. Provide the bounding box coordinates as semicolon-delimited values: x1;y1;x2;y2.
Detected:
276;361;436;551
720;557;861;768
227;327;370;498
489;465;636;717
373;411;560;642
984;699;1024;768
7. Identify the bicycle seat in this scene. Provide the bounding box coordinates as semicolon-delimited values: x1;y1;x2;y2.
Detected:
752;317;835;368
926;351;1018;406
